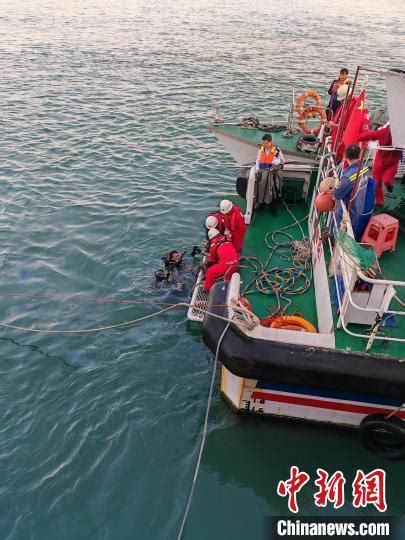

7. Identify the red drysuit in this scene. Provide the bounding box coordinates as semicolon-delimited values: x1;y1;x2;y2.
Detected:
222;204;246;253
358;125;401;205
203;237;239;292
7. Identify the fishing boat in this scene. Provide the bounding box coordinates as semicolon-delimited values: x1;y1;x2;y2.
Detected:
188;66;405;459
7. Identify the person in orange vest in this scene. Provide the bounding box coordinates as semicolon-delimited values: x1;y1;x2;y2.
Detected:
219;199;247;253
203;228;239;292
255;134;285;215
358;123;402;206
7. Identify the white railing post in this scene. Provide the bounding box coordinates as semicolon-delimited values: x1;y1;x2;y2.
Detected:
244;166;256;225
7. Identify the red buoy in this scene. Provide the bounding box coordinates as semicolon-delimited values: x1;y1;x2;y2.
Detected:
315;191;335;212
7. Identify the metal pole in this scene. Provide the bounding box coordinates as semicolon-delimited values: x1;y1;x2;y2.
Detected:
351;65;361;100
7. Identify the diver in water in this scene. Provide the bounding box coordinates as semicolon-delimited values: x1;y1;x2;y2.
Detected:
154;247;203;295
155;250;184;286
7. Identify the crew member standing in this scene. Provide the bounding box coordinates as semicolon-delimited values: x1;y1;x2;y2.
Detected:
333;144;371;238
358;122;401;206
219;199;246;253
255;134;285;216
327;68;350;117
203;229;239;292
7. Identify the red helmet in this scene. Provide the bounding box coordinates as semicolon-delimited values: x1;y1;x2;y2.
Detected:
315;191;335;212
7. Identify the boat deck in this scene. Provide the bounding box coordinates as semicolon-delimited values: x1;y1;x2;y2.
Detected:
232;180;405;359
211;124;298;148
237;200;318;331
334;184;405;357
210;124;311;161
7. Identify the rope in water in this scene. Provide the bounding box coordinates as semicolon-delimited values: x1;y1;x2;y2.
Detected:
0;304;186;333
0;301;235;334
0;296;259;334
0;293;254;538
0;296;253;537
177;321;231;540
177;204;312;535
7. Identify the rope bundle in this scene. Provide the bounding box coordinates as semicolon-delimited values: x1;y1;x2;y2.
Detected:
230;299;260;330
241;209;312;323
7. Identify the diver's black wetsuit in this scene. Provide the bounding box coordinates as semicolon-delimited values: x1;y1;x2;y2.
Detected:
154;252;196;294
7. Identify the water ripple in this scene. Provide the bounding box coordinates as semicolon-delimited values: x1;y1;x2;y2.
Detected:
0;0;405;538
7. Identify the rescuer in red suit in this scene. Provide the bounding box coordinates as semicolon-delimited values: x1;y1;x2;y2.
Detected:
203;228;239;292
358;123;401;205
204;213;224;239
219;199;247;253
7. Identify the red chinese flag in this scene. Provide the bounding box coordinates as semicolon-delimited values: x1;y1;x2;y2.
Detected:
342;89;366;147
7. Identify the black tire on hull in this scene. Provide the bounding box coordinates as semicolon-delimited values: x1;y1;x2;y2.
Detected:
296;134;319;153
236;176;248;199
298;134;318;144
202;282;405;399
359;414;405;460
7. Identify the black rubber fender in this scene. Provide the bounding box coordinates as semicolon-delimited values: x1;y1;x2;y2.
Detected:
359;414;405;460
236;176;248;199
298;134;318;144
202;284;405;400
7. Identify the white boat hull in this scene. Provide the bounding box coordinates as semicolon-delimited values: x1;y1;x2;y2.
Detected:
210;127;316;167
221;367;405;428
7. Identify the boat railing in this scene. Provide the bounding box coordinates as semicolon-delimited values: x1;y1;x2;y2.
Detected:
212;87;331;131
313;136;405;351
212;114;289;127
244;166;256;225
327;208;405;350
187;261;209;322
244;159;315;226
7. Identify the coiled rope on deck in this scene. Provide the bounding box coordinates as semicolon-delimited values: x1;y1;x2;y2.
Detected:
241;203;312;321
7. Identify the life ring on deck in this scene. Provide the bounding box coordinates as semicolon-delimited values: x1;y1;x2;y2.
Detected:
296;90;322;113
270;316;317;333
359;414;405;460
298;106;327;135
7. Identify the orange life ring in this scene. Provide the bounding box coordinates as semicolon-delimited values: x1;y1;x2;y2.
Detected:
277;324;307;332
299;106;326;135
270;316;317;333
296;90;322;114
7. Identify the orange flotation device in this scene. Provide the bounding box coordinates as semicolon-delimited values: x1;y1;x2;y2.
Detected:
315;191;335;212
270;316;317;333
295;90;325;135
298;106;327;135
296;90;322;112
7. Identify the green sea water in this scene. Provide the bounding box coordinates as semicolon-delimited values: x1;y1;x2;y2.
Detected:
1;1;405;538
